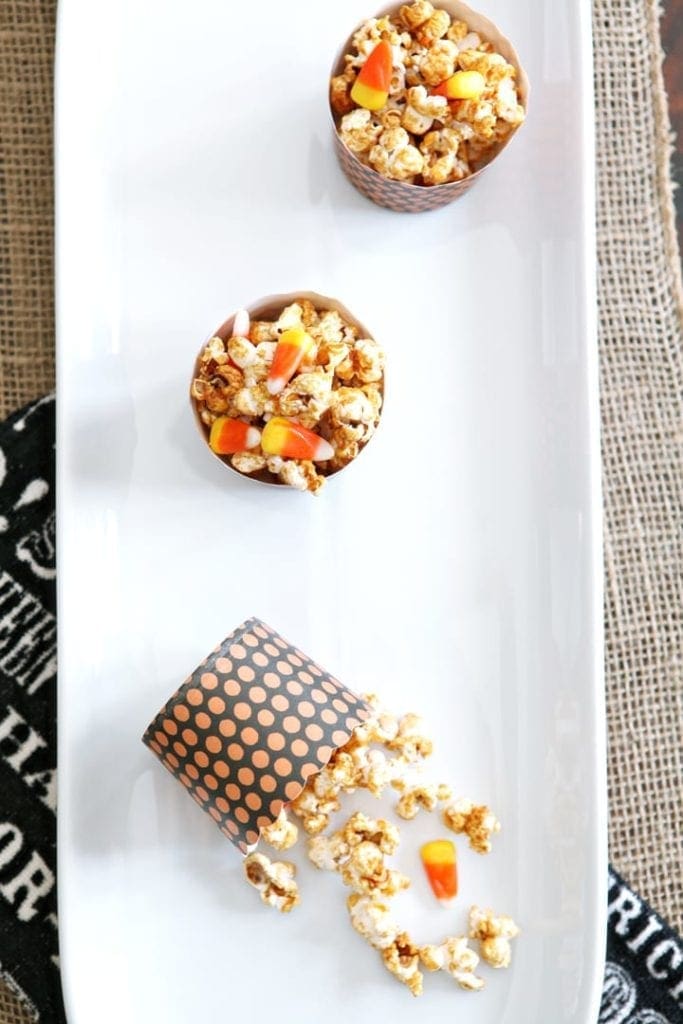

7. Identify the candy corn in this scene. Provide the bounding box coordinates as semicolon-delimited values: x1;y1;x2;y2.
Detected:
432;70;486;101
261;417;334;461
420;839;458;902
232;308;250;339
209;417;261;455
351;40;393;111
267;327;314;396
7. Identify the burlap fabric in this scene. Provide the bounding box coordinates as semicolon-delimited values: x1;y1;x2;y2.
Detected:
0;0;681;1020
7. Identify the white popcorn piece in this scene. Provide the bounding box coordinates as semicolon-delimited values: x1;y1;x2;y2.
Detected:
420;936;484;990
227;335;258;369
259;808;299;852
340;109;383;156
468;906;520;968
348;892;400;950
443;798;501;853
395;781;452;819
382;933;424;996
231;451;267;475
243;852;299;913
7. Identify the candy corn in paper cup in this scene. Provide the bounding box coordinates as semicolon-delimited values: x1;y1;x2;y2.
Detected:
190;291;383;488
142;618;372;853
329;1;529;213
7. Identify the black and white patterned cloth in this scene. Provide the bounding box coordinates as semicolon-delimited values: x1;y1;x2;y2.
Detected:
0;396;681;1023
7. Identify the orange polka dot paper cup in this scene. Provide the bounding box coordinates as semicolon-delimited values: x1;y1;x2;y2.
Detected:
142;618;371;853
329;0;529;213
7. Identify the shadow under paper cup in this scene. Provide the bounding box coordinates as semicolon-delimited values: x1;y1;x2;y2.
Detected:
329;0;529;213
190;291;384;488
142;617;372;853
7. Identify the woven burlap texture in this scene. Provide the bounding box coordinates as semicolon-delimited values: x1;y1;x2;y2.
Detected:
1;0;682;1021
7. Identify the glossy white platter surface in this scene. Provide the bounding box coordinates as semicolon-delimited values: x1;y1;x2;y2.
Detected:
56;0;605;1020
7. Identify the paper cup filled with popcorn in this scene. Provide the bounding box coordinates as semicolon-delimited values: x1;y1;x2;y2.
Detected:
329;0;529;213
190;293;385;494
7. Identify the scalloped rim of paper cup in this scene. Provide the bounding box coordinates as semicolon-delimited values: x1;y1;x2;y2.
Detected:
142;617;373;854
190;291;384;489
329;0;530;206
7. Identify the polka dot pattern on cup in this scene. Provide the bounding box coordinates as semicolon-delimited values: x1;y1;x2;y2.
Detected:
142;617;370;853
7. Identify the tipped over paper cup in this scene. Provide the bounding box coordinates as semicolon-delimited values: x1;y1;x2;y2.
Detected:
142;618;372;853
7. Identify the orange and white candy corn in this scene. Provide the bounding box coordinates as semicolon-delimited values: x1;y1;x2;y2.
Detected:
209;417;261;455
420;839;458;902
261;417;334;462
432;70;486;101
267;327;314;395
231;308;250;339
351;40;393;111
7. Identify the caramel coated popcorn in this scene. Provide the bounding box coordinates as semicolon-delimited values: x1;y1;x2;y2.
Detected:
382;933;424;996
332;1;525;186
243;852;299;913
192;300;384;493
241;696;517;997
443;797;501;853
419;935;484;990
308;811;400;873
468;906;520;968
394;780;452;819
259;808;299;852
348;892;400;949
341;841;410;897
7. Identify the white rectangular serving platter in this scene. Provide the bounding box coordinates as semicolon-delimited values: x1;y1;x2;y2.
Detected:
55;0;605;1021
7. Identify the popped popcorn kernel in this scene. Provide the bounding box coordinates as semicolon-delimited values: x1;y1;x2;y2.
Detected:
446;20;469;44
308;831;350;872
277;458;325;494
330;386;377;426
443;798;501;853
227;335;258;369
317;339;351;372
369;127;424;181
468;906;520;968
382;932;424;996
331;67;357;116
340;108;383;156
395;781;452;819
387;712;434;762
276;303;304;333
249;320;278;344
290;770;342;834
420;936;484;990
402;85;449;134
342;841;410;898
203;336;229;365
259;808;299;852
232;385;266;418
415;8;451;47
243;852;300;913
420;39;459;86
399;1;434;32
348;892;400;950
342;811;400;855
231;451;267;475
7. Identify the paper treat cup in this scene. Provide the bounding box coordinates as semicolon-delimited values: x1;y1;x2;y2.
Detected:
142;618;372;853
190;291;384;487
329;0;529;213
